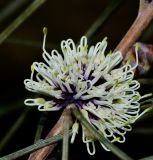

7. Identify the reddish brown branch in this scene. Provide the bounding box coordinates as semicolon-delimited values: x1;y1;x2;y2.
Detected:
114;2;153;56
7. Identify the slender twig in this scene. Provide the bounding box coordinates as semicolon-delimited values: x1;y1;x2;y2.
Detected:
0;0;29;25
62;110;71;160
70;104;133;160
28;111;67;160
0;109;30;152
34;112;48;143
0;0;47;44
0;132;72;160
139;155;153;160
84;0;124;40
114;2;153;56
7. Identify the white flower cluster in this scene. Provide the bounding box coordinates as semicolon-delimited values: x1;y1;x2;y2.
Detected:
24;28;151;155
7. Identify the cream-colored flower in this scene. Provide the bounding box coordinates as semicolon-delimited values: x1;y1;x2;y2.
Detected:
24;28;151;155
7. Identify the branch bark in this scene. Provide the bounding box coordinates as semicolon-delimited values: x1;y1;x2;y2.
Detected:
114;2;153;56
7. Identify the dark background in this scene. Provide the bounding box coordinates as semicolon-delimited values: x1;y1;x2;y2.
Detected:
0;0;153;160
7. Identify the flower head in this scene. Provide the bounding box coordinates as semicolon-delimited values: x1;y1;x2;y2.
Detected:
24;28;151;155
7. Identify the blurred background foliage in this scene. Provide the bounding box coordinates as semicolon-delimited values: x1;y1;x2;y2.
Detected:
0;0;153;160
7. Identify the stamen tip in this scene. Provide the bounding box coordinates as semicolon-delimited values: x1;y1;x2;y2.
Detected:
145;106;152;113
127;58;131;64
43;27;48;35
31;64;35;72
102;36;108;43
135;42;139;53
148;93;153;97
